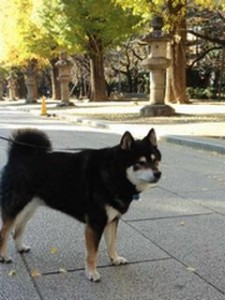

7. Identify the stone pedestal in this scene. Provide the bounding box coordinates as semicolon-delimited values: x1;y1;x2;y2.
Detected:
7;74;17;100
140;104;175;116
0;74;4;100
55;52;74;106
140;16;175;116
25;76;36;103
25;61;37;103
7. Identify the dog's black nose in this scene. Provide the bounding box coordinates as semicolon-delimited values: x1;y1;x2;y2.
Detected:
154;171;161;180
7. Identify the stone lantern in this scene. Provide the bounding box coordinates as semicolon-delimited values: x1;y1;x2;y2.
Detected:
0;74;4;100
140;16;175;116
7;73;17;101
25;61;37;104
55;52;73;106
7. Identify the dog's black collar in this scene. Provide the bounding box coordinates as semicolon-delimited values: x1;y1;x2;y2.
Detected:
132;193;140;201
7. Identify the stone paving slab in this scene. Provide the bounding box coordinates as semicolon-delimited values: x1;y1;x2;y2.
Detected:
160;143;225;194
20;208;168;274
123;187;212;221
183;189;225;215
0;253;41;300
164;135;225;155
47;128;119;149
1;104;225;299
161;142;225;172
33;260;225;300
0;219;40;299
130;214;225;294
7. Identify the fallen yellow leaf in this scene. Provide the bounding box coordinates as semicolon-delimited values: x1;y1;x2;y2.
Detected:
31;269;42;278
8;270;16;277
180;221;185;226
187;266;196;273
50;247;58;254
59;268;67;274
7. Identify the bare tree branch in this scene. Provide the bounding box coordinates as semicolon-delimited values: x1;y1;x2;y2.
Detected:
217;11;225;23
188;46;223;69
188;30;225;46
131;48;144;61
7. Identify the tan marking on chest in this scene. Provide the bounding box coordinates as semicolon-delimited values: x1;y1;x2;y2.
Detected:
105;205;121;223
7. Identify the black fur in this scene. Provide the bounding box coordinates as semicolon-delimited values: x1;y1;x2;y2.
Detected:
0;128;161;280
1;128;160;221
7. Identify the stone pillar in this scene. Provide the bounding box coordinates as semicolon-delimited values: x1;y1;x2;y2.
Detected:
140;16;175;116
25;61;37;104
7;73;17;100
0;74;4;100
55;52;74;106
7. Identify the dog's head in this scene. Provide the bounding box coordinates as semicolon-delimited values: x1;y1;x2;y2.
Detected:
120;128;161;192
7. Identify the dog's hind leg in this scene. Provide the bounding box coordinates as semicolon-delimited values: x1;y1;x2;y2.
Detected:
13;198;41;253
0;218;15;263
85;224;104;282
104;218;128;265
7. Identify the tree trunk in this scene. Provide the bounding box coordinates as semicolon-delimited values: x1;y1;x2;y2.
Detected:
25;60;38;103
50;58;61;100
165;1;189;104
127;69;133;92
17;71;27;99
218;47;225;100
88;36;107;101
33;73;39;99
31;59;39;99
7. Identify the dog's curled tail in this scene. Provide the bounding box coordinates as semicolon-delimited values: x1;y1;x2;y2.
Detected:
8;128;52;158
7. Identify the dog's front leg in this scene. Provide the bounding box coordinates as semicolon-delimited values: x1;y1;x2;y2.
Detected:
85;224;103;282
104;218;128;265
0;218;15;263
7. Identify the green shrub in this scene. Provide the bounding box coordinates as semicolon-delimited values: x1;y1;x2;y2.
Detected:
186;87;212;99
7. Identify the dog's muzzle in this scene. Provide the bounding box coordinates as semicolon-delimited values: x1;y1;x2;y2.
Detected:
136;170;161;184
153;171;161;183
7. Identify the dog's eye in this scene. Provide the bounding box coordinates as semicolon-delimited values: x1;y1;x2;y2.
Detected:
151;154;156;161
133;160;147;170
139;161;147;166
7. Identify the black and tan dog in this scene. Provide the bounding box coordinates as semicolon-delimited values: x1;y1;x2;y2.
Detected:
0;128;161;281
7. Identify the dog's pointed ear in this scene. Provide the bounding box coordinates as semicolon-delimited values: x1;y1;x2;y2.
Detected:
120;131;134;150
143;128;157;146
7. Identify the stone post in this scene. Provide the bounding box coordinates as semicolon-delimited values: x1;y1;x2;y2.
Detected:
25;61;37;104
140;16;175;116
55;52;74;106
7;73;17;100
0;74;4;100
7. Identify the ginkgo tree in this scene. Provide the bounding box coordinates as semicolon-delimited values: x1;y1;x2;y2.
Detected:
35;0;141;101
1;0;223;103
0;0;62;66
0;0;70;100
0;0;40;102
0;0;141;101
116;0;224;103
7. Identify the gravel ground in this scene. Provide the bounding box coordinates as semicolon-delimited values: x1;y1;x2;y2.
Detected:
66;112;225;124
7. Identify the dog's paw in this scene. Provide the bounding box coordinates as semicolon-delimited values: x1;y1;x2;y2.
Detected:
17;245;31;254
111;256;128;266
85;269;101;282
0;255;13;263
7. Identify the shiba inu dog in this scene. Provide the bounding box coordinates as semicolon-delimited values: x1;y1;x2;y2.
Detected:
0;128;161;282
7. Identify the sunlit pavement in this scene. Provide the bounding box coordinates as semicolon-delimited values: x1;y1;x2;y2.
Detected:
0;102;225;299
1;98;225;154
